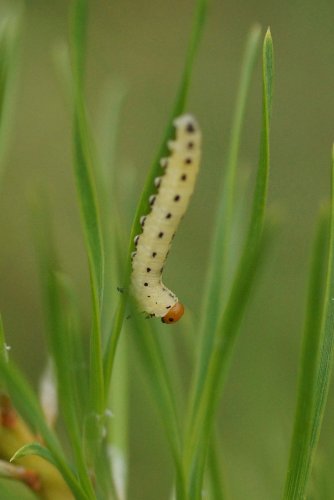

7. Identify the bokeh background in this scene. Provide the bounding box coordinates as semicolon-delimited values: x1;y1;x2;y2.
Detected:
1;0;334;498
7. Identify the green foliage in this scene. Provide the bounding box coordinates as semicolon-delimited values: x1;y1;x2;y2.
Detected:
1;2;334;500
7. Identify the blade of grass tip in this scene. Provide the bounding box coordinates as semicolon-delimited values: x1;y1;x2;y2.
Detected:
31;198;95;497
129;302;185;499
191;25;262;420
0;359;89;500
308;147;334;477
0;9;21;185
103;0;210;393
185;29;274;497
283;204;330;499
70;0;105;423
201;24;261;331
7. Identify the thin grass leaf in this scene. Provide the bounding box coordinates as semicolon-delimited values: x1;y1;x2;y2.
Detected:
70;0;105;430
207;438;226;500
0;359;89;500
94;82;128;337
283;205;330;499
307;148;334;485
184;29;274;498
0;9;21;184
129;302;185;499
103;0;210;394
11;443;57;468
31;198;95;496
196;25;262;385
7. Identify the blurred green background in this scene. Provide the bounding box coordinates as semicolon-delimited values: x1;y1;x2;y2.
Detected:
1;0;334;498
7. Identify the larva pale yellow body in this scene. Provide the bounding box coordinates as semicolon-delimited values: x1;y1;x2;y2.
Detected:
131;114;201;323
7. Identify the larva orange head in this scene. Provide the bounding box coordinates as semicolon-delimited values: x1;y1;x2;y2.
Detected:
162;302;185;324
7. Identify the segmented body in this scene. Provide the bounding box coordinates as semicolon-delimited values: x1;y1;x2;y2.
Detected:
131;114;201;323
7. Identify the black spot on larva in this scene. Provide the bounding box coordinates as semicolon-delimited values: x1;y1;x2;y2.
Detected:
134;235;139;246
158;232;164;238
149;195;156;206
185;157;192;165
154;177;161;188
169;318;174;322
166;305;171;309
181;174;187;181
166;213;172;219
174;195;180;202
160;267;164;273
172;233;176;240
186;122;195;133
169;293;174;298
140;216;146;226
187;141;194;149
144;282;148;287
147;267;151;272
147;295;151;298
152;252;157;257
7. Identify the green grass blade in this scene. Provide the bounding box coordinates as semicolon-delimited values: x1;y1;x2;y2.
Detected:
207;437;226;500
0;9;21;184
11;443;58;467
70;0;105;425
283;206;329;499
0;359;89;500
31;200;95;497
103;0;210;392
307;148;334;483
129;305;185;498
201;24;261;329
185;29;274;497
192;24;262;416
94;82;128;337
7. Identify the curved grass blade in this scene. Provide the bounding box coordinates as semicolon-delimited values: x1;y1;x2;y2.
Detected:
11;443;57;468
103;0;210;393
196;25;262;389
283;205;329;499
70;0;105;429
0;359;90;500
184;29;274;498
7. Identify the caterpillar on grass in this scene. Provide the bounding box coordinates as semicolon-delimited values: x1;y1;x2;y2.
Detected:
131;114;201;324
